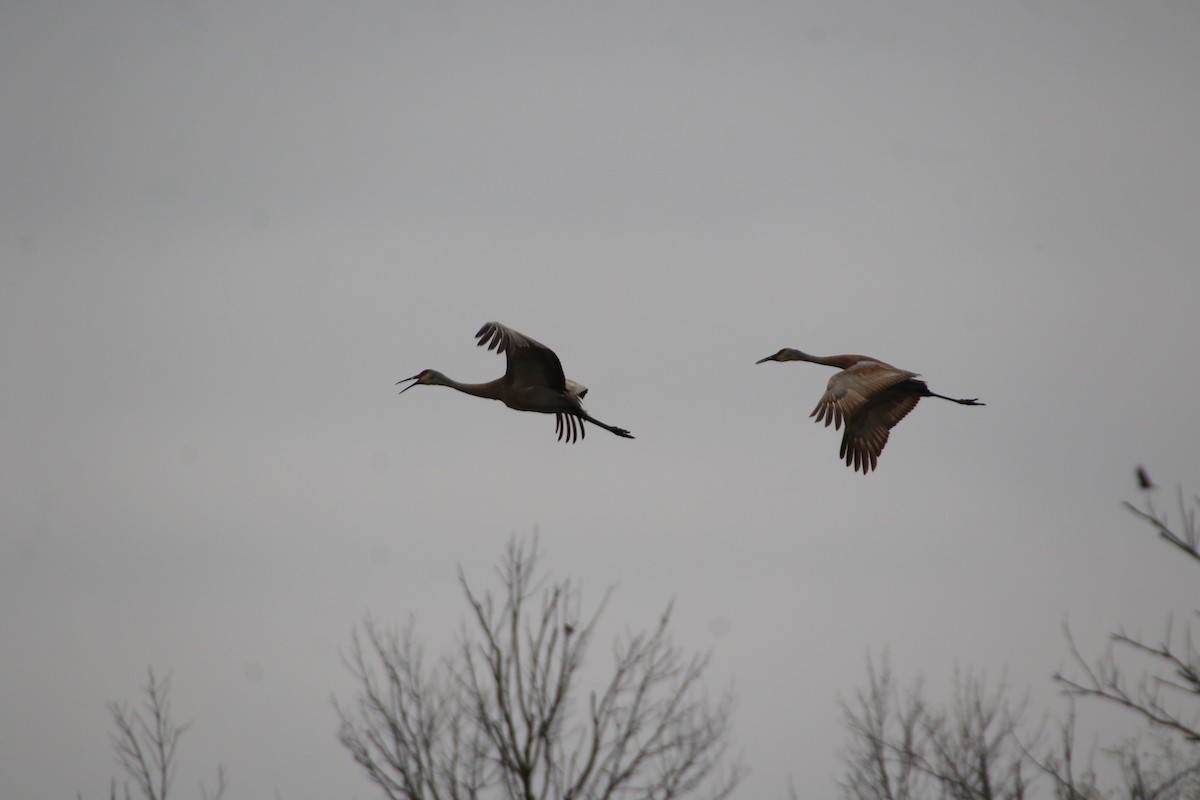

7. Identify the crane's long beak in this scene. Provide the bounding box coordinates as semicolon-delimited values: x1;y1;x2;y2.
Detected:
396;374;420;394
755;354;777;364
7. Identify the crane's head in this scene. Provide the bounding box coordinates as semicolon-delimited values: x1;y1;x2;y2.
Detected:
397;369;445;394
755;348;810;364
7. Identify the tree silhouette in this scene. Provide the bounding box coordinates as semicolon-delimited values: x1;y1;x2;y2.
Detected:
336;535;743;800
85;668;226;800
833;471;1200;800
1057;470;1200;743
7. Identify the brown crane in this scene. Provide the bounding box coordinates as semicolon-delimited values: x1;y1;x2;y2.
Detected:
398;321;635;443
755;348;983;473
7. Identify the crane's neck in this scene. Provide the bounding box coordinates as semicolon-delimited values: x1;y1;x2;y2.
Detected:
788;350;873;370
430;372;505;401
816;353;875;369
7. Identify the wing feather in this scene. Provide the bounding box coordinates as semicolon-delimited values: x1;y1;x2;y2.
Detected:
475;321;569;393
839;390;922;474
810;361;917;430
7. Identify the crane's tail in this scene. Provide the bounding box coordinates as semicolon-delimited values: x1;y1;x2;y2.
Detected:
556;413;584;443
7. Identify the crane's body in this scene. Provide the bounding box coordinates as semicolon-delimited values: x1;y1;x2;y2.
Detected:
756;348;982;473
399;322;634;442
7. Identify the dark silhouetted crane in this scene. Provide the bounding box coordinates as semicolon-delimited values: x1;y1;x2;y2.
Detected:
398;322;634;443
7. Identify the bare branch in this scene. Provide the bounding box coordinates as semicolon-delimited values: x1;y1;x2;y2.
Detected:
841;474;1200;800
1121;487;1200;564
99;668;224;800
198;766;226;800
840;654;1031;800
1015;699;1100;800
1054;482;1200;744
337;533;742;800
1056;623;1200;744
335;614;490;800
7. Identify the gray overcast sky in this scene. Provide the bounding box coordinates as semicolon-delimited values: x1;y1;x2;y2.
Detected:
3;1;1199;798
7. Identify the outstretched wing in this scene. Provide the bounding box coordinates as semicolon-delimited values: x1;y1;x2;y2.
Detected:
475;321;568;392
839;388;922;474
810;361;916;430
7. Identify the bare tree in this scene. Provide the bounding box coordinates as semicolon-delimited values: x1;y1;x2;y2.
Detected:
833;656;1144;800
835;470;1200;800
837;653;925;800
337;617;490;799
1056;471;1200;743
1016;699;1101;800
336;535;744;800
1108;731;1200;800
835;652;1029;800
86;667;226;800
